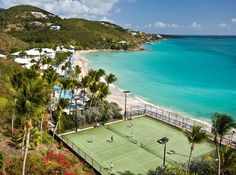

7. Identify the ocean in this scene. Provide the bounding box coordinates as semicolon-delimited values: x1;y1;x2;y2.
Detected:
86;37;236;121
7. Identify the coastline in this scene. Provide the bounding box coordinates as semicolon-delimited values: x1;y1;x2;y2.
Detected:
73;50;213;131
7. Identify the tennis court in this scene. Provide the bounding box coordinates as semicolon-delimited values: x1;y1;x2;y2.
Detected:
61;116;214;175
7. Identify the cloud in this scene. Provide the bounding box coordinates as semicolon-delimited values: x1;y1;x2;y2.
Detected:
0;0;121;18
232;18;236;24
191;22;202;29
144;24;153;28
219;23;229;28
145;21;179;29
153;21;168;28
100;16;115;23
115;8;121;13
170;24;179;28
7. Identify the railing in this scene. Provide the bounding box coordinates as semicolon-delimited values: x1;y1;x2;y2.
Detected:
60;135;111;175
126;104;236;148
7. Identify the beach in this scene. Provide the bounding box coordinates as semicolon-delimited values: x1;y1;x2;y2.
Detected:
73;50;214;132
73;50;145;109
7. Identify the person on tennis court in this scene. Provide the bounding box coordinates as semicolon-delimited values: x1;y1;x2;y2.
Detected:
130;121;133;128
111;135;114;142
131;130;134;138
110;161;114;171
92;135;94;142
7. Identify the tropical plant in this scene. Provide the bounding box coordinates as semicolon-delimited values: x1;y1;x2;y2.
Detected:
15;78;49;175
105;73;117;87
189;158;217;175
52;98;69;142
185;125;206;167
212;113;235;175
220;146;236;175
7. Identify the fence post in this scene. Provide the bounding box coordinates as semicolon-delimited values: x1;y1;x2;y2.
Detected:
156;107;158;118
182;118;185;129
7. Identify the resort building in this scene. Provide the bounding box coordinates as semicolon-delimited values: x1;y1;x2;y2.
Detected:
0;53;7;59
50;25;61;31
31;12;47;18
12;48;55;59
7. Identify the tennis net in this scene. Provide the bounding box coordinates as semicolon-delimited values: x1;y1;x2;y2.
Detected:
140;142;178;165
106;125;137;144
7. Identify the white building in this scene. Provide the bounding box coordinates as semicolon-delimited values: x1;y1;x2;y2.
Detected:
31;12;47;18
0;53;7;59
50;25;61;30
12;48;55;59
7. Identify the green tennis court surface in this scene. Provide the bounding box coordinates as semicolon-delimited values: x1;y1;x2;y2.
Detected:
62;116;214;175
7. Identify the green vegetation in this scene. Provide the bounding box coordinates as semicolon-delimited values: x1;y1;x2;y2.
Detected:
0;5;161;55
62;116;215;174
185;125;207;167
0;49;121;174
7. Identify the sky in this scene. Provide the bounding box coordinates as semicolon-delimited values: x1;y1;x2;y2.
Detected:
0;0;236;35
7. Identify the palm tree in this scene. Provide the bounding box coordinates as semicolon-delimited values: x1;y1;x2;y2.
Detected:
16;78;49;175
52;98;69;142
185;125;206;167
220;146;236;175
105;73;117;87
96;82;109;105
80;76;90;111
89;82;99;108
10;71;24;135
19;51;27;58
75;65;81;78
211;113;235;175
43;69;59;89
58;78;72;99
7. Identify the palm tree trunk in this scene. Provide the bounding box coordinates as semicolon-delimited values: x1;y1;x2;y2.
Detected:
59;89;62;100
11;98;17;135
217;143;221;175
11;114;14;135
40;115;44;144
22;119;32;175
219;136;223;149
21;128;26;158
188;144;194;167
52;113;61;144
89;95;94;109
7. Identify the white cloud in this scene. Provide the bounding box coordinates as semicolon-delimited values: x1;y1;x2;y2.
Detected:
0;0;121;18
191;22;202;29
145;21;179;29
144;24;152;28
219;23;229;28
232;18;236;24
171;24;179;28
100;16;114;23
115;8;121;13
153;21;168;28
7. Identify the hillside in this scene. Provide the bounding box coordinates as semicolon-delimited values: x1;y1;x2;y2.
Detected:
0;5;160;54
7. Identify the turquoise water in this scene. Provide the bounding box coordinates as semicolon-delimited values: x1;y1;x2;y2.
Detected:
86;37;236;120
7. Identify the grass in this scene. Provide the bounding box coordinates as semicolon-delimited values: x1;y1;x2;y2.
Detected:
62;116;214;175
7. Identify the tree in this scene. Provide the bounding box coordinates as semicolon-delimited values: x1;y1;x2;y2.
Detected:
19;51;27;58
105;73;117;87
58;78;72;99
52;98;69;142
220;146;236;175
185;125;206;167
211;113;235;175
74;65;81;78
16;78;49;175
10;71;24;135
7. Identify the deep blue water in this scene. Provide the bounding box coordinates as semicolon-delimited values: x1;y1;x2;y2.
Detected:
86;37;236;120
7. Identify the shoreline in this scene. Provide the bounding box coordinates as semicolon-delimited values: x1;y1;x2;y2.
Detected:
73;49;213;131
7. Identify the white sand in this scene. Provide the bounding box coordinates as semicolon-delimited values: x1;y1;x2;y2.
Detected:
73;50;213;130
